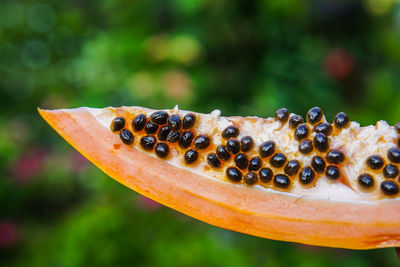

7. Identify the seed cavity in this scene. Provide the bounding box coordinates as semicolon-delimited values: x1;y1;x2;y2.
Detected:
194;135;211;150
383;164;399;178
226;167;242;182
313;133;329;152
326;150;345;164
311;156;326;174
325;165;340;180
216;145;231;161
240;136;254;152
111;117;125;132
299;167;315;185
150;111;169;125
140;135;156;150
259;141;276;158
314;122;332;136
358;174;374;188
226;139;240;154
299;140;313;154
274;108;289;123
157;126;171;141
273;174;291;188
222;126;240;139
145;121;159;134
294;124;309;141
387;148;400;164
269;153;287;168
167;130;181;143
289;115;304;128
132;114;146;131
207;154;221;168
234;153;249;170
168;114;181;130
119;129;134;145
248;157;262;171
259;168;273;183
182;113;196;129
380;180;399;196
306;107;323;125
155;142;169;158
366;155;384;170
184;149;198;164
284;160;300;176
334;112;349;129
244;172;258;185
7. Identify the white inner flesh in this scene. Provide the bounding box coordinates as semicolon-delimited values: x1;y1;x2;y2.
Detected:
88;106;399;203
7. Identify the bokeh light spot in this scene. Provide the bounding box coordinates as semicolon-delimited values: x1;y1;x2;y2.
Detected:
20;40;50;69
27;3;56;33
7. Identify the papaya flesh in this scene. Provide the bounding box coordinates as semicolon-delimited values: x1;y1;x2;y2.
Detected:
38;106;400;249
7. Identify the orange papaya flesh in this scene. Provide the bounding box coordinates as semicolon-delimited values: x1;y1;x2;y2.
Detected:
38;106;400;249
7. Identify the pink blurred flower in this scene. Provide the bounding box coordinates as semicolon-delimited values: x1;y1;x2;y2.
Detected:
0;220;20;248
137;195;162;211
11;148;49;184
323;48;354;80
69;151;90;173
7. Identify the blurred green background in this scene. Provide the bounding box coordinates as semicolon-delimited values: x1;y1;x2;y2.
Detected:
1;0;400;266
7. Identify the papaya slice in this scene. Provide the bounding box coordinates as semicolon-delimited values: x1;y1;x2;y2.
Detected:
38;106;400;249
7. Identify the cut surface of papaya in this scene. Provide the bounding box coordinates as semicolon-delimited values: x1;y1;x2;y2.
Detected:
38;106;400;249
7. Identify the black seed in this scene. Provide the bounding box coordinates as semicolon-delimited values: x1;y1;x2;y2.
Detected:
244;172;258;185
150;111;169;125
179;131;194;148
334;112;349;129
119;129;134;145
294;124;309;141
155;143;169;158
226;139;240;154
140;135;156;150
325;165;340;180
311;156;326;174
234;153;249;170
182;113;196;129
157;126;171;141
240;136;254;152
259;168;273;183
275;108;289;123
387;148;400;164
248;157;262;171
397;137;400;147
273;174;291;188
307;107;323;125
132;114;146;131
299;140;313;154
184;149;198;164
222;126;240;139
168;114;181;130
269;153;287;168
358;174;374;188
167;130;181;143
326;150;345;164
366;155;384;170
194;135;210;149
313;133;329;152
299;167;315;185
259;141;276;158
383;164;399;178
289;115;304;128
395;121;400;134
284;160;300;176
380;180;399;196
207;154;221;168
145;122;159;134
314;122;332;136
216;145;231;161
111;117;125;132
226;167;242;182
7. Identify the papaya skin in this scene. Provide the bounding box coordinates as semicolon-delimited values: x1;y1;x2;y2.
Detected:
38;107;400;250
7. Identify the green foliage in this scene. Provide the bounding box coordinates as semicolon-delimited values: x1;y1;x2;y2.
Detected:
1;0;400;266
